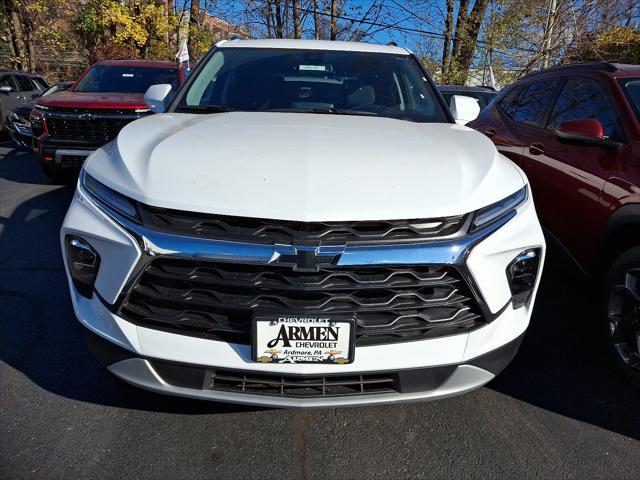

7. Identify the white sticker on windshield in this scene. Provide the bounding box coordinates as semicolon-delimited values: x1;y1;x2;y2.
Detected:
299;65;326;72
121;73;134;77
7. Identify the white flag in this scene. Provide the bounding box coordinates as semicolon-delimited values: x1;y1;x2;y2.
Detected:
488;65;497;89
176;41;189;63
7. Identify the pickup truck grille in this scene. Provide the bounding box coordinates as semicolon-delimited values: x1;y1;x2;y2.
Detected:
47;117;133;142
138;205;467;244
118;258;484;346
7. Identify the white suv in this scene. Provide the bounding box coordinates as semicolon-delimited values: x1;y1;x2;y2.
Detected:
61;39;545;408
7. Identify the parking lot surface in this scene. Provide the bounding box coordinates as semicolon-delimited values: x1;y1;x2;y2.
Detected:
1;139;639;479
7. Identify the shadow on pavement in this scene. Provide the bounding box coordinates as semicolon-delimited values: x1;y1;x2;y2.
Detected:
0;148;259;415
1;146;638;429
487;240;640;440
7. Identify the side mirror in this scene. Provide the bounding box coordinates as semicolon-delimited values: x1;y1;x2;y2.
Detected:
556;119;622;149
0;85;13;93
144;84;173;113
450;95;480;125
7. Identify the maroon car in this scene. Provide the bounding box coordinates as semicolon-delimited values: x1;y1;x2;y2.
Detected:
469;62;640;385
31;60;183;181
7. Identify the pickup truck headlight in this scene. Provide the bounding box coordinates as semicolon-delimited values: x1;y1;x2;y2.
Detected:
471;186;528;230
81;171;140;223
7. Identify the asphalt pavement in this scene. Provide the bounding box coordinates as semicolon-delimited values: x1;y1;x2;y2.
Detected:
1;137;639;479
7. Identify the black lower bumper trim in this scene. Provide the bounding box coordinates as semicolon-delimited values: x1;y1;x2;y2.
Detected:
467;334;524;375
82;327;524;397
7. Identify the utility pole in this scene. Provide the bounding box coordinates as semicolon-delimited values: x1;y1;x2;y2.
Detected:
542;0;558;69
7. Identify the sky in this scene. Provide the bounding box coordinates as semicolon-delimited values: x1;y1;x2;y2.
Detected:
206;0;449;53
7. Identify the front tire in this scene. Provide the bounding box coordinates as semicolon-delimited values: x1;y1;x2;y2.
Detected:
604;247;640;387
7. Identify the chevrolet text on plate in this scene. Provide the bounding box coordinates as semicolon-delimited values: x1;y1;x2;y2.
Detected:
61;38;545;408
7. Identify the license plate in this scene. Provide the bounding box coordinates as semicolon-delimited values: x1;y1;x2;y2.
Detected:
252;315;355;364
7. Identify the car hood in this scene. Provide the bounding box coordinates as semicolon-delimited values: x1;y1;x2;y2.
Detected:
13;102;34;118
85;112;525;221
35;91;147;110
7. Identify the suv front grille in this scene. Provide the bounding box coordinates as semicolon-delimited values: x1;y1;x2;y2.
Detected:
138;205;467;244
118;258;484;346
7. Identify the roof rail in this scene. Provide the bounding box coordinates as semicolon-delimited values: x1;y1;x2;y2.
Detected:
527;62;617;77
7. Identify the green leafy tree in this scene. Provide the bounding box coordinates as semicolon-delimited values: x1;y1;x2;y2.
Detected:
76;0;177;62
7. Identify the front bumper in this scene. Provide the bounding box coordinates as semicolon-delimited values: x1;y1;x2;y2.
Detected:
61;180;545;406
85;326;524;408
6;119;32;149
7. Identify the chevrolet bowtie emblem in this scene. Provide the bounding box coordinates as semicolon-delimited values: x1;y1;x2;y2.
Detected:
275;247;340;272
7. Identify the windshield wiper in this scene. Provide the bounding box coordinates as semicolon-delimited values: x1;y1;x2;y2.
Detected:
176;105;235;113
267;107;379;117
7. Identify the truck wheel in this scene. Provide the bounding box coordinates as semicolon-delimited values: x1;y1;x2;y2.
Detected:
604;247;640;387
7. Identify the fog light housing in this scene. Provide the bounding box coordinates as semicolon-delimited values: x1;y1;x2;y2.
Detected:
65;235;100;298
507;248;541;308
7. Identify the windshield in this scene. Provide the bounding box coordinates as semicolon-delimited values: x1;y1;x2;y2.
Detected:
74;65;179;94
620;78;640;122
176;48;447;123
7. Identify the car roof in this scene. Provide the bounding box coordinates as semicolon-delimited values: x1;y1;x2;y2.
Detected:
0;70;43;77
524;62;640;80
92;59;178;69
216;38;411;55
438;85;497;93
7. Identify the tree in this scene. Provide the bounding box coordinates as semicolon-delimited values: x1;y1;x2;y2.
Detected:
293;0;302;39
441;0;454;76
456;0;489;80
313;0;320;39
567;25;640;64
76;0;174;62
330;0;340;40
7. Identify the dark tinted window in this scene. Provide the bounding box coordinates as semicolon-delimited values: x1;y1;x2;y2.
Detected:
511;81;558;126
498;85;523;118
547;79;618;138
15;75;35;92
481;92;498;106
179;48;447;123
74;65;180;93
620;78;640;122
0;75;17;90
32;77;48;90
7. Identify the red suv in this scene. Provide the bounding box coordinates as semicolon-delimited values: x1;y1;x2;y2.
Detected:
31;60;183;182
469;62;640;385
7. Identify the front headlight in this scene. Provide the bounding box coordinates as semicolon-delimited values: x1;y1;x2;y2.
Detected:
81;171;140;223
471;185;528;230
11;112;30;125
